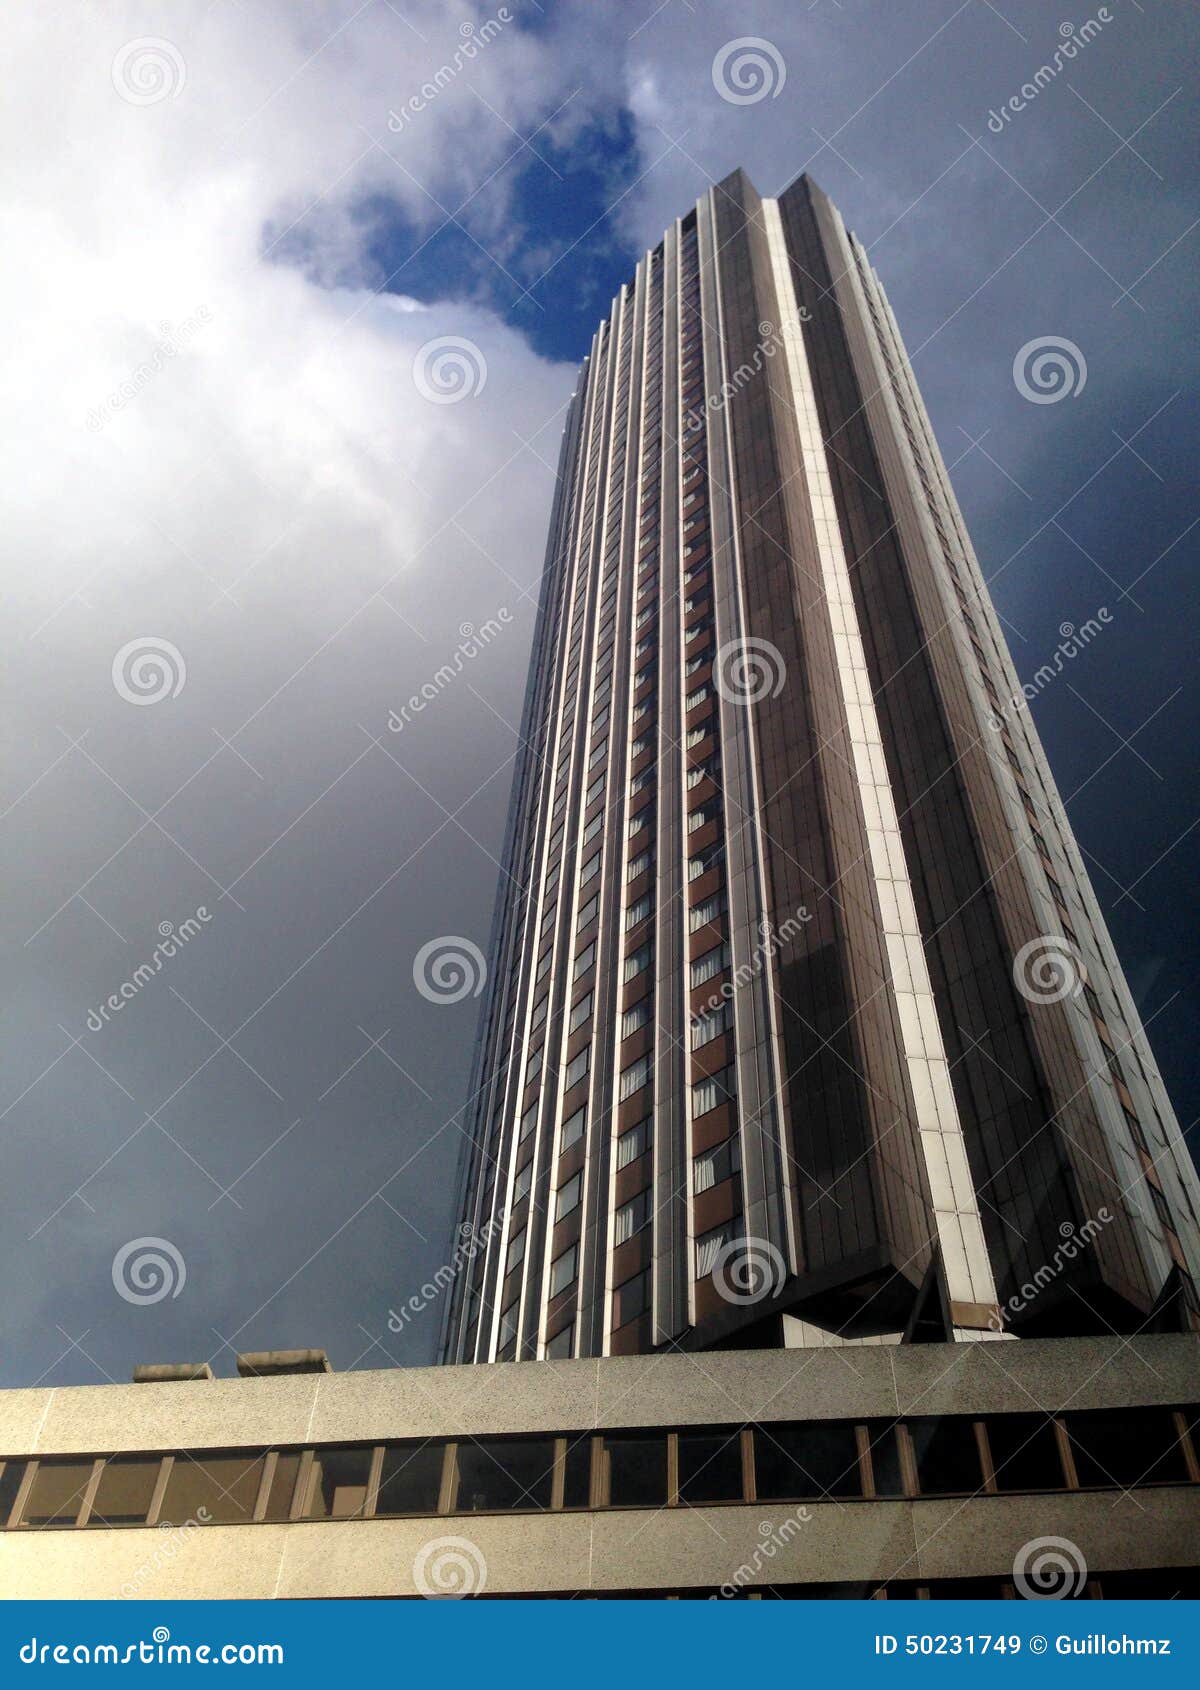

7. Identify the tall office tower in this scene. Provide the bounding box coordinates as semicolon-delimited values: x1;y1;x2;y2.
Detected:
441;169;1200;1365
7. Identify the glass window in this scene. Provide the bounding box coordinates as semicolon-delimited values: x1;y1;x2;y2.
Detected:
21;1459;93;1528
562;1436;591;1507
161;1451;266;1525
580;852;601;883
0;1461;29;1528
689;892;724;931
519;1104;537;1141
376;1442;445;1516
678;1430;744;1505
555;1171;582;1221
576;894;598;930
88;1456;161;1527
262;1452;301;1521
603;1433;667;1507
622;999;652;1038
694;1135;740;1193
908;1417;983;1495
564;1047;589;1090
574;943;595;980
456;1438;554;1512
619;1053;652;1101
614;1188;652;1245
687;804;718;835
497;1303;518;1350
691;1002;732;1049
985;1414;1064;1491
613;1266;650;1327
617;1117;652;1170
582;811;603;846
691;943;729;988
754;1423;862;1501
695;1220;738;1278
554;1106;584;1153
1067;1407;1189;1488
865;1423;905;1497
569;992;592;1032
506;1229;526;1273
624;942;652;982
512;1160;533;1204
692;1063;735;1116
627;850;652;882
546;1324;574;1361
550;1245;578;1297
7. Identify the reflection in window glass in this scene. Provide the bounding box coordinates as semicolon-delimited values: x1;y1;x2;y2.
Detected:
753;1424;862;1501
22;1460;93;1528
985;1414;1064;1491
263;1453;301;1522
678;1430;743;1504
376;1443;444;1516
0;1461;29;1528
161;1452;265;1525
88;1456;161;1526
305;1446;372;1519
456;1439;554;1511
604;1433;667;1507
562;1436;591;1508
908;1417;983;1495
1068;1408;1188;1489
865;1423;905;1497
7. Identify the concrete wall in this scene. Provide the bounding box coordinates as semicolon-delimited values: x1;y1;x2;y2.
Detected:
2;1336;1197;1598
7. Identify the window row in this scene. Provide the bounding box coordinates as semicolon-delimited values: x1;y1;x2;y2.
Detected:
5;1403;1194;1530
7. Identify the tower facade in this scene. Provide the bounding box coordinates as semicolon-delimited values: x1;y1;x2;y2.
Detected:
441;170;1200;1364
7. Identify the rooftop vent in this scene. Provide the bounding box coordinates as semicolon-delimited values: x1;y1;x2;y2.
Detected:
132;1362;214;1384
236;1348;331;1378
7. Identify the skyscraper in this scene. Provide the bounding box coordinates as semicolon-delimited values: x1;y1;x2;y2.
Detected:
441;169;1200;1366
